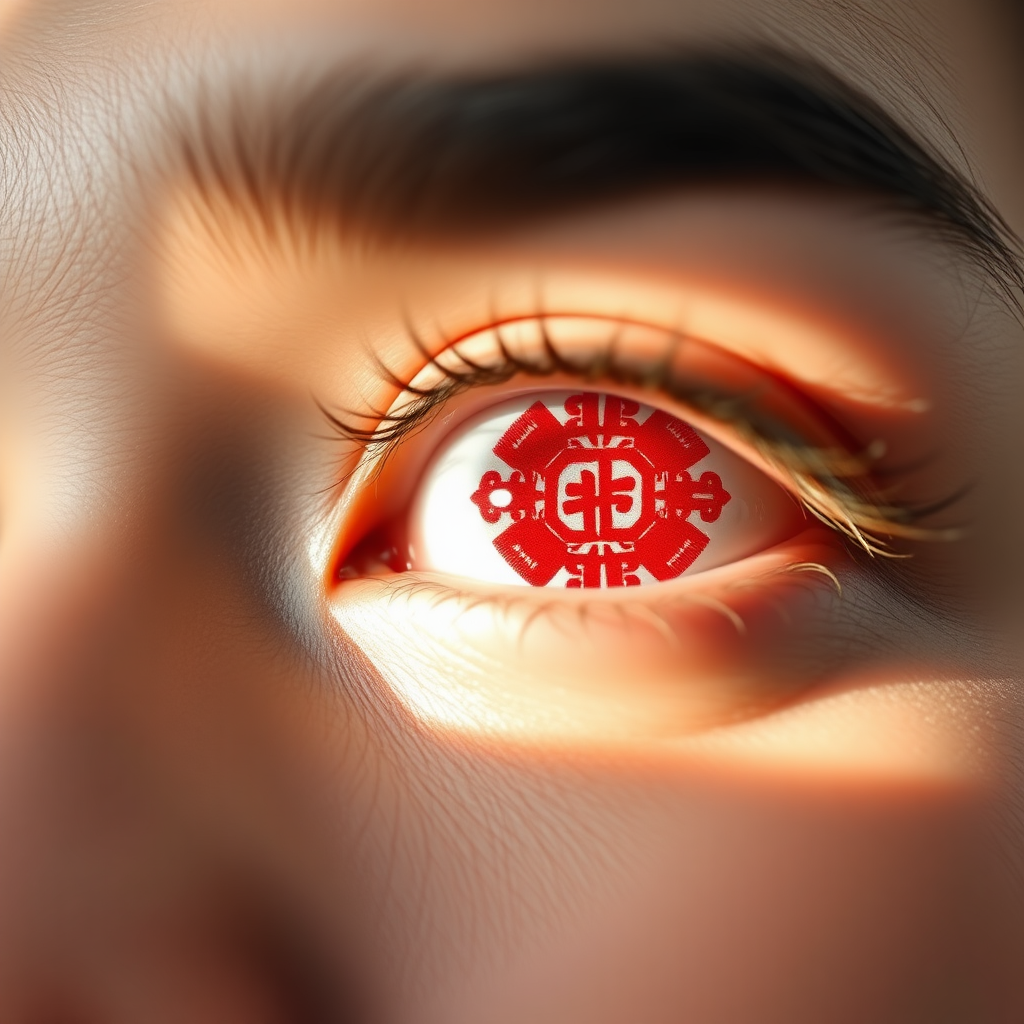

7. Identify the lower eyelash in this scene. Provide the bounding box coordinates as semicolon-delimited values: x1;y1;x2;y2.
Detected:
334;546;849;658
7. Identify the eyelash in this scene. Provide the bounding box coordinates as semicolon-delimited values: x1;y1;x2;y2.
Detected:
323;314;955;560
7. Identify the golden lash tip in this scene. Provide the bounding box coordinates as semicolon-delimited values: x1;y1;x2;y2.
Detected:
786;561;843;596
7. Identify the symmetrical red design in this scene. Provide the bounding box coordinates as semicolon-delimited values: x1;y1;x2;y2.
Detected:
470;393;732;588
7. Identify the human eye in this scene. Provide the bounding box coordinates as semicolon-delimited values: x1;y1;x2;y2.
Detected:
333;315;906;592
323;311;941;741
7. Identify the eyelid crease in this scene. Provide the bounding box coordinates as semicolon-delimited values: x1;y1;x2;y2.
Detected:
322;314;963;559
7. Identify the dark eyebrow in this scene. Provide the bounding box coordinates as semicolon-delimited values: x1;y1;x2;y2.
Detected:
181;49;1022;303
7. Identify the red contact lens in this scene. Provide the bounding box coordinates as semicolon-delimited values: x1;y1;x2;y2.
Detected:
470;392;731;588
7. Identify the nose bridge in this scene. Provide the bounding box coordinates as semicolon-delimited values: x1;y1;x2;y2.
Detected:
0;487;262;835
0;519;151;705
0;505;298;777
0;505;350;1013
0;516;193;837
0;527;162;983
0;386;276;705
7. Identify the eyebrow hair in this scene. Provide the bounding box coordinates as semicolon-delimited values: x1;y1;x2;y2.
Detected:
180;48;1023;304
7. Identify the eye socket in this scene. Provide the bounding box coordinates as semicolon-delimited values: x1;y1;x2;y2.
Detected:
341;388;805;589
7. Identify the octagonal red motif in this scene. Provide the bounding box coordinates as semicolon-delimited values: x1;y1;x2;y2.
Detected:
470;393;732;588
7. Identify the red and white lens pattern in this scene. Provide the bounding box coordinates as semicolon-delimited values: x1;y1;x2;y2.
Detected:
409;391;799;588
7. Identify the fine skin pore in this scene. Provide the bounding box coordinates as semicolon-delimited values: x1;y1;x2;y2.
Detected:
1;1;1023;1022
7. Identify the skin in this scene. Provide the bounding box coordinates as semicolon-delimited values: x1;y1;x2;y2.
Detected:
1;0;1023;1021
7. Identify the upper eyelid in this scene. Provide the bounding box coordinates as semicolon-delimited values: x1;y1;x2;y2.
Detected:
339;311;859;458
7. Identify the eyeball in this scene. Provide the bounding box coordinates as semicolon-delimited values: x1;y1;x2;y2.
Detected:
408;390;802;588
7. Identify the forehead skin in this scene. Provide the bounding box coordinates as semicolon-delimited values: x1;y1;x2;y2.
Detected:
0;1;1023;1023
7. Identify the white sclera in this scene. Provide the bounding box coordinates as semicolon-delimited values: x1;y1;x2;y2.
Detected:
409;391;801;588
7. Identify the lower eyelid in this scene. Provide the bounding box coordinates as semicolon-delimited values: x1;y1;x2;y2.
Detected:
328;527;858;741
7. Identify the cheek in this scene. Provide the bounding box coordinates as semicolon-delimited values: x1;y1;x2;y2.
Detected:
448;787;1000;1024
357;713;1022;1024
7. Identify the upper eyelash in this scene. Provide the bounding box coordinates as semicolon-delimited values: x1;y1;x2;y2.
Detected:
322;315;962;557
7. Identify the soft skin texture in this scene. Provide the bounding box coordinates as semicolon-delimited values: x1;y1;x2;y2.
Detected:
1;1;1024;1022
